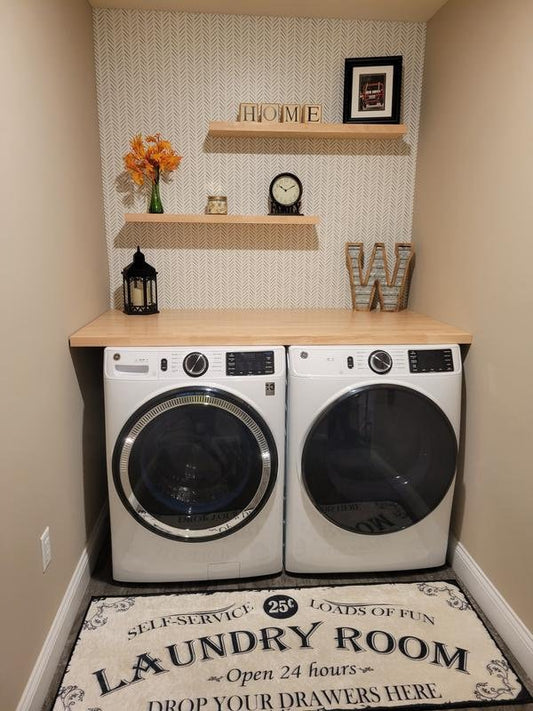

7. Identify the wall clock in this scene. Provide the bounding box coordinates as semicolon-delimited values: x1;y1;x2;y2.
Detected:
269;172;303;215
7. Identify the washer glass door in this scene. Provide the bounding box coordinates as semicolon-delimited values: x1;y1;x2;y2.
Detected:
113;387;277;541
302;385;457;534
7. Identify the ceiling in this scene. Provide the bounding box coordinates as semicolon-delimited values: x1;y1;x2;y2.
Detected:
87;0;448;22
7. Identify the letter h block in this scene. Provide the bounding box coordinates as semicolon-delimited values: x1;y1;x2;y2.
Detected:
238;102;259;122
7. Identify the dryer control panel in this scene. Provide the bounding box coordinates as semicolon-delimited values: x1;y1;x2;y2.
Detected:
289;344;460;377
408;348;454;373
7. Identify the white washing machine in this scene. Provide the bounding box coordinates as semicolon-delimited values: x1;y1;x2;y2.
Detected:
285;344;462;573
104;346;285;582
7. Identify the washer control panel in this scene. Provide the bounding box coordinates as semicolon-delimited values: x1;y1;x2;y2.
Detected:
105;347;284;380
408;348;454;373
226;350;275;376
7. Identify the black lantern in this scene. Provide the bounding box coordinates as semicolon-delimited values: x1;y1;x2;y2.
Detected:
122;246;159;315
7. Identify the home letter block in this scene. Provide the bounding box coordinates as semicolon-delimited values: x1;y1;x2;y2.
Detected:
238;103;259;122
260;103;281;123
302;104;323;123
345;242;414;311
281;104;301;123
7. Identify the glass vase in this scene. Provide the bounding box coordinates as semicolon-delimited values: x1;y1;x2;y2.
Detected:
148;178;163;214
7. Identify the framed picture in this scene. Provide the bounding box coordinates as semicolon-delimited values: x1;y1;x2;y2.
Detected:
343;55;402;124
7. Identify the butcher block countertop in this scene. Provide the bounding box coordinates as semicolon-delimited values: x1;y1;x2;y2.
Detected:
69;309;472;347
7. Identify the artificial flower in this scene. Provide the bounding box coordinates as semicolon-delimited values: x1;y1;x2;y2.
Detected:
123;132;182;185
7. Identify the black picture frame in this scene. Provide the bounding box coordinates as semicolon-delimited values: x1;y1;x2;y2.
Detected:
343;55;402;124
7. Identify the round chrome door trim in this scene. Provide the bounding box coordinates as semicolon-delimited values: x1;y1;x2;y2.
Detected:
301;383;458;535
113;387;277;541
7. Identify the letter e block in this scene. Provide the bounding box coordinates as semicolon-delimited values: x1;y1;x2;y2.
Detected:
281;104;301;123
302;104;323;123
238;103;259;122
260;103;281;123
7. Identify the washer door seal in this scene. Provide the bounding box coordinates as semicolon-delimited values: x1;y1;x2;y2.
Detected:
112;386;277;541
302;384;457;535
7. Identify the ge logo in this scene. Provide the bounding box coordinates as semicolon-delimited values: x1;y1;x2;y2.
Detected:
263;594;298;619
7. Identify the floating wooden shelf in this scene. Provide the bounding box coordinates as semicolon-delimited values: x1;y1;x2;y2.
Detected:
125;213;320;225
208;121;407;140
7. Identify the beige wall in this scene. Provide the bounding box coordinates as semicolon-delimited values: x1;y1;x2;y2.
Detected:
411;0;533;627
0;1;108;708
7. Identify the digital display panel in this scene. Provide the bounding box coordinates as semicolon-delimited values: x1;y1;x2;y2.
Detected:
226;351;275;376
408;349;454;373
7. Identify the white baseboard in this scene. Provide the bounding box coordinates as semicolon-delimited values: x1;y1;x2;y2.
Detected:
449;535;533;681
16;506;108;711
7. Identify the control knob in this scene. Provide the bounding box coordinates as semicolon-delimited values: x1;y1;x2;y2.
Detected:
368;350;393;374
183;352;209;377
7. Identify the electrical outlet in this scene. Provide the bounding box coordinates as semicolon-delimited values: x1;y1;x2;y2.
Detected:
40;526;52;572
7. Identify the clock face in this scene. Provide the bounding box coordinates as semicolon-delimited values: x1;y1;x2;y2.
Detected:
270;173;302;207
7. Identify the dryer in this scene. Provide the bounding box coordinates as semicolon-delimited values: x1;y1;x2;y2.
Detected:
285;344;462;573
104;346;285;582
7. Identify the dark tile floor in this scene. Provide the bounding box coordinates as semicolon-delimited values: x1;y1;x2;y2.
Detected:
42;538;533;711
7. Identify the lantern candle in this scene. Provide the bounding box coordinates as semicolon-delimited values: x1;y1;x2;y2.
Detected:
131;280;145;306
122;247;159;315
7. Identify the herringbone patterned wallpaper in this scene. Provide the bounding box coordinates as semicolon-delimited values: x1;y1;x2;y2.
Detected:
93;9;425;309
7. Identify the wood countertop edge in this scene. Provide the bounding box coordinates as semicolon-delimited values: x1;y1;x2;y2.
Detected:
69;309;472;347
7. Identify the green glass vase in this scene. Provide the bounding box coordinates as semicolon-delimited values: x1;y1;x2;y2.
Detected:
148;177;163;214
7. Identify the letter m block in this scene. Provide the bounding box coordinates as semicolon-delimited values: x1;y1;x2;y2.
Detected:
345;242;414;311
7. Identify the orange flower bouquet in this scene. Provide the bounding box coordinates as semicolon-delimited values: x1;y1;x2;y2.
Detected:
124;133;182;213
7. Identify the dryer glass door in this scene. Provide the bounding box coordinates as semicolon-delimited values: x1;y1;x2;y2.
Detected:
113;387;277;541
302;384;457;534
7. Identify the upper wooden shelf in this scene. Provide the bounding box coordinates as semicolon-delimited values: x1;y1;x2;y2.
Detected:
70;309;472;347
208;121;407;140
125;213;319;225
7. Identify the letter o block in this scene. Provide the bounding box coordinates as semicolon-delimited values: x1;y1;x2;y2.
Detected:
260;103;281;123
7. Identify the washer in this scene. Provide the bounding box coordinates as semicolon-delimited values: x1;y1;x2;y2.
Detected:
285;344;462;573
104;346;285;582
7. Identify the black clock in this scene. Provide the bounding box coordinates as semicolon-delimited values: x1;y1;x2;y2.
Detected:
269;173;303;215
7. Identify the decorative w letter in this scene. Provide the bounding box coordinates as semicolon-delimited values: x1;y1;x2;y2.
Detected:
345;242;414;311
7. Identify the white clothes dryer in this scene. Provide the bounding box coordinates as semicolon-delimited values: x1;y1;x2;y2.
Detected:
285;344;462;573
104;346;285;582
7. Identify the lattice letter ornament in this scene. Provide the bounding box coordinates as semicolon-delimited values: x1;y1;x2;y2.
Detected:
345;242;414;311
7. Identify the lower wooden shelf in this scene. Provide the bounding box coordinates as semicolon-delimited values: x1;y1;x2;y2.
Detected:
125;213;319;225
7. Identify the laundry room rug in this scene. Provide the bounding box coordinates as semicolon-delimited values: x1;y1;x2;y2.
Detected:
51;581;531;711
